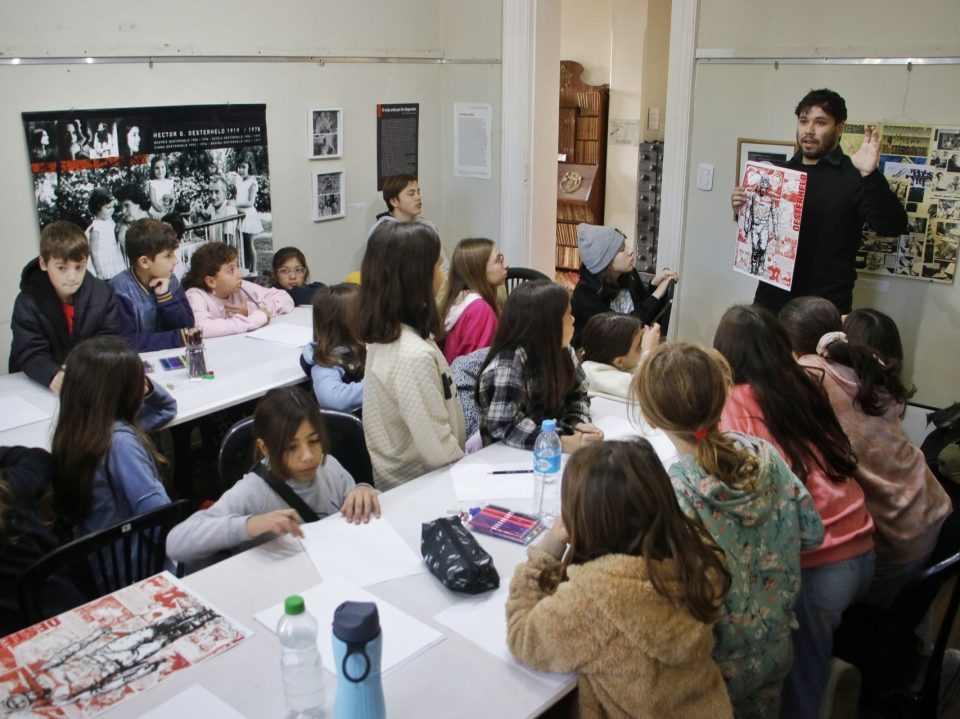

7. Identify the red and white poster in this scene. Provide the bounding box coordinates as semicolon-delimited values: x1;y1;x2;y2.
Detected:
733;161;807;290
0;573;251;718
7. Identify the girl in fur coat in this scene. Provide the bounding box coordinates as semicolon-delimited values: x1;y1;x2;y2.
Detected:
506;439;734;719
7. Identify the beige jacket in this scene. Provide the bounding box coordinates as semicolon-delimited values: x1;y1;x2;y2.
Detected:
507;536;733;719
363;325;465;489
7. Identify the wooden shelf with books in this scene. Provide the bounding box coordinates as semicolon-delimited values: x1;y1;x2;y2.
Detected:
557;61;608;275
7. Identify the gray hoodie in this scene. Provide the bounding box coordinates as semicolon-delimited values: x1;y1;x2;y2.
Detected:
166;457;362;564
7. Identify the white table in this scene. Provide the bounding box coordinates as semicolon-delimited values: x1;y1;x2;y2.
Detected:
0;306;313;449
96;397;672;718
141;305;313;427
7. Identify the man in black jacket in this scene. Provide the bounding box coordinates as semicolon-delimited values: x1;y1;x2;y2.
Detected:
732;88;908;314
9;220;121;392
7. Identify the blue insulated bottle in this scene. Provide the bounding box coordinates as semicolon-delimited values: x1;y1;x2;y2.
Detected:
332;601;385;719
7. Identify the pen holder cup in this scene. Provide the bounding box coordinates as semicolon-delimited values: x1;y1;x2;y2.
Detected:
186;344;207;380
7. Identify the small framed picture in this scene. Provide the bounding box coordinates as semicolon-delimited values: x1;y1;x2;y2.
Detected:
313;170;345;221
735;138;796;183
309;108;343;159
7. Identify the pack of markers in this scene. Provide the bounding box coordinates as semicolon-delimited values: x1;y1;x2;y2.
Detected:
467;504;546;545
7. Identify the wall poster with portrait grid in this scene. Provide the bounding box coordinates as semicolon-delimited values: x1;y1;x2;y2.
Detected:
851;122;960;284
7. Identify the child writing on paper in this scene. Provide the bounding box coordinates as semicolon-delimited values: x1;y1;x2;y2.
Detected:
182;242;293;337
476;280;603;451
301;283;364;413
506;439;734;719
579;312;659;402
166;387;379;566
635;340;824;718
51;337;177;541
780;298;950;606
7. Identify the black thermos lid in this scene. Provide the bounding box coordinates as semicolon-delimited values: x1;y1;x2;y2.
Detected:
332;601;381;643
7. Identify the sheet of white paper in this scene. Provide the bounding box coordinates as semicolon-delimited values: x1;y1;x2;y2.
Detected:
298;516;425;587
593;416;678;467
139;684;246;719
244;322;312;347
0;395;51;432
450;461;536;501
433;585;572;688
254;577;444;676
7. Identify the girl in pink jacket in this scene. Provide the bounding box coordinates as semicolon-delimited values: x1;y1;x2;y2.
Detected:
780;298;950;607
440;238;507;365
182;242;293;337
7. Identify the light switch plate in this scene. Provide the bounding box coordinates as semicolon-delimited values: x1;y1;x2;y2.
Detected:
696;163;714;191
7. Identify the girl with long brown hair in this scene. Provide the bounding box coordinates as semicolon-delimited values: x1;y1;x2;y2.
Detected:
476;280;603;451
440;237;507;364
359;221;465;488
712;304;875;719
506;439;734;718
301;283;365;413
635;340;824;718
51;337;177;540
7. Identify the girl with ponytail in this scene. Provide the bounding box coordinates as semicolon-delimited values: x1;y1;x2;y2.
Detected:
634;340;824;719
780;297;950;606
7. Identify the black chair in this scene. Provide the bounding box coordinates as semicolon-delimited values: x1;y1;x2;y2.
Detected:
505;266;550;295
218;416;256;494
318;408;375;488
835;551;960;717
17;500;192;626
217;410;374;493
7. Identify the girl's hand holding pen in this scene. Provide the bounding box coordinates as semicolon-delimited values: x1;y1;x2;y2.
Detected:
246;509;304;539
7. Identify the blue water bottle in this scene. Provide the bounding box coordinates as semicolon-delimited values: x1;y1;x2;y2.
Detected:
332;601;385;719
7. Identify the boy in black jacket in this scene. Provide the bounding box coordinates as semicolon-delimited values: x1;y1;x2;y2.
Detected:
9;220;121;392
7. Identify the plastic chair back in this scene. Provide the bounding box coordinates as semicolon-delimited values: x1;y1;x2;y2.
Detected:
505;267;549;295
217;417;256;494
17;500;191;626
319;408;375;488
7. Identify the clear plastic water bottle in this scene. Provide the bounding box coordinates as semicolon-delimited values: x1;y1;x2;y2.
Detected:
533;418;562;525
278;595;325;718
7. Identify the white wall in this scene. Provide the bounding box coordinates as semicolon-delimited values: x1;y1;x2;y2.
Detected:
0;0;502;370
676;0;960;406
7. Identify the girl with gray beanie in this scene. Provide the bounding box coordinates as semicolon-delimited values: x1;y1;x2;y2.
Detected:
570;224;677;346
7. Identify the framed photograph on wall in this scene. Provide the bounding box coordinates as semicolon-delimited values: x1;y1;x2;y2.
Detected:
313;170;345;221
309;108;342;159
735;138;796;183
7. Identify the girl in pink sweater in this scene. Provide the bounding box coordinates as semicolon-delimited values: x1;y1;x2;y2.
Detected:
780;298;950;606
713;304;874;719
182;242;293;337
440;238;507;364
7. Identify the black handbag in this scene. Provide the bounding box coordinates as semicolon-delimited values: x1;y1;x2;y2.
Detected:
421;516;500;594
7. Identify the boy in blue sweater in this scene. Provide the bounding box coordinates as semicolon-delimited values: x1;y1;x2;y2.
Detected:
110;218;195;351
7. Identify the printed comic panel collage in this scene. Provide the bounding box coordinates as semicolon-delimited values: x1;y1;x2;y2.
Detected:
851;123;960;284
